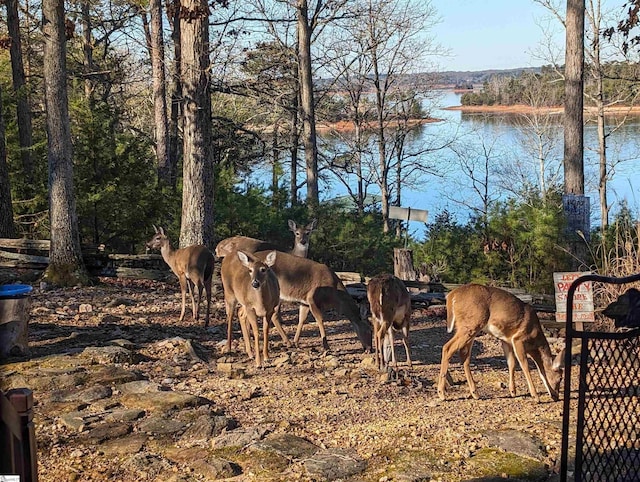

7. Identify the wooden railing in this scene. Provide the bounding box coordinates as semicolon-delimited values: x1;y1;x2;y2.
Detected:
1;388;38;482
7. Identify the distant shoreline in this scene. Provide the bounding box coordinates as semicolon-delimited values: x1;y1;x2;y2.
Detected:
444;103;640;115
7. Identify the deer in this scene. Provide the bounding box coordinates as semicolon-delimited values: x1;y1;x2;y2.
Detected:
250;249;372;352
146;226;214;327
366;274;412;371
437;284;565;403
220;250;289;367
214;218;317;259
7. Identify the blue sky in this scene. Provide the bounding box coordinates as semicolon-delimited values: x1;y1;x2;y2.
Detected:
431;0;560;71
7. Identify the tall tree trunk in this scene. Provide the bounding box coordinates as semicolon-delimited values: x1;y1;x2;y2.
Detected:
150;0;171;187
168;0;182;190
297;0;319;211
6;0;35;193
289;104;299;206
42;0;89;285
179;0;214;248
0;85;17;238
81;1;94;104
372;49;390;233
564;0;585;195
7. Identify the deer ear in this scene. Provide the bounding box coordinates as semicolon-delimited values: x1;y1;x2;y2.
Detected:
265;250;277;266
237;250;250;267
159;226;165;236
153;224;159;233
288;219;297;231
553;346;567;370
308;218;317;230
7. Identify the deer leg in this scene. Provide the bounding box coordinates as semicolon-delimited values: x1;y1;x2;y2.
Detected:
385;325;397;369
225;298;237;353
512;340;540;402
262;313;270;363
308;302;330;351
438;330;476;400
527;350;558;401
294;304;311;347
400;324;412;368
204;276;212;327
372;320;382;370
186;278;198;321
459;339;479;399
270;305;291;347
179;277;188;322
237;306;253;359
245;308;261;368
501;340;517;397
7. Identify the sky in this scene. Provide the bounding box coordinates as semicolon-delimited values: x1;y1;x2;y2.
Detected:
430;0;562;71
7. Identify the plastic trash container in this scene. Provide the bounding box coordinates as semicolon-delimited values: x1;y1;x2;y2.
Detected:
0;284;33;358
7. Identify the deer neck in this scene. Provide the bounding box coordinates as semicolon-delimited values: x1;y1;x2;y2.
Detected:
290;243;309;258
160;242;179;272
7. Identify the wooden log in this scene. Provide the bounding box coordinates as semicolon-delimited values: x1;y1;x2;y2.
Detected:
0;238;50;251
0;250;49;264
115;267;174;281
393;248;416;281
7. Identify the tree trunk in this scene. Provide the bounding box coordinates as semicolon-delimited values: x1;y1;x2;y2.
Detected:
7;0;35;193
564;0;585;195
297;0;319;211
150;0;171;187
81;1;94;103
42;0;89;285
289;102;299;206
0;85;16;238
168;0;182;190
393;248;416;281
179;0;214;248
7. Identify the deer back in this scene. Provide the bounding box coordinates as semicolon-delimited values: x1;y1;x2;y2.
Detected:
367;274;411;329
221;250;280;317
215;236;278;259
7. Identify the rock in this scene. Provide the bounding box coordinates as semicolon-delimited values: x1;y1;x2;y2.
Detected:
179;414;237;446
164;448;238;479
81;345;136;364
118;380;159;395
301;448;367;481
104;409;145;423
78;304;93;313
81;422;132;443
59;411;94;431
212;426;270;449
100;434;148;456
123;453;171;479
483;429;546;460
217;362;246;379
69;384;113;403
90;366;142;386
138;416;186;435
120;391;201;412
105;298;136;308
250;433;320;460
466;448;548;481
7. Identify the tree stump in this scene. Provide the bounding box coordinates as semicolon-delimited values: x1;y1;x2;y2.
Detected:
393;248;416;282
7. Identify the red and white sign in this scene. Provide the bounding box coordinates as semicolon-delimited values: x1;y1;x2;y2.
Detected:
553;272;595;322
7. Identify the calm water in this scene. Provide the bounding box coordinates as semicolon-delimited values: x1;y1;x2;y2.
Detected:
322;91;640;239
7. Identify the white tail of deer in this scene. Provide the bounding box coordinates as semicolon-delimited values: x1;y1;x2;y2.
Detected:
251;250;372;352
438;284;565;402
367;274;412;371
146;226;214;326
221;250;289;367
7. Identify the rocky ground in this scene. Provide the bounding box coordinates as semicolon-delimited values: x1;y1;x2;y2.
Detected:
1;277;577;482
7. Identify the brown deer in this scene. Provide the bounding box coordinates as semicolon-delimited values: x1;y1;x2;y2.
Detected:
221;250;289;367
251;249;372;352
214;218;317;259
367;274;412;371
146;226;214;326
438;284;565;402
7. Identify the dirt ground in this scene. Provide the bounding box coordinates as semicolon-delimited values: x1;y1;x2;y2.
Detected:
2;277;576;481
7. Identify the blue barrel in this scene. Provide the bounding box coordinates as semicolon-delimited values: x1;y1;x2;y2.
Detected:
0;284;33;299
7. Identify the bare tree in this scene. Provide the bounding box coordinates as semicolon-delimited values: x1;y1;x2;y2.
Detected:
42;0;89;285
179;0;214;248
6;0;35;194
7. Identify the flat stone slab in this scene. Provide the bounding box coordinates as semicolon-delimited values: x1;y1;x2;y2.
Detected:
467;448;548;481
138;416;186;435
100;434;148;456
301;448;367;481
250;433;320;460
117;380;159;394
81;345;137;364
483;429;545;460
120;391;200;412
212;426;270;449
179;414;236;446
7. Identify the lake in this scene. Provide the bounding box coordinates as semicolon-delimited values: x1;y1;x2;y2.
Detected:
320;90;640;240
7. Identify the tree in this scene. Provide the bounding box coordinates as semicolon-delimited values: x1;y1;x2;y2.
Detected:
6;0;35;195
42;0;89;285
564;0;585;196
149;0;172;187
0;84;16;238
179;0;214;248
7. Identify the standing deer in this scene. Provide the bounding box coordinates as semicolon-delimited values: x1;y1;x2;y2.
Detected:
252;249;372;352
215;218;317;259
146;226;214;327
438;284;565;402
221;250;289;367
367;274;412;371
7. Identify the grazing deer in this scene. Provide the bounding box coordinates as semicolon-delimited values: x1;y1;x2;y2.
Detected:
221;250;289;367
438;284;565;402
252;249;372;352
367;274;412;371
146;226;214;327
